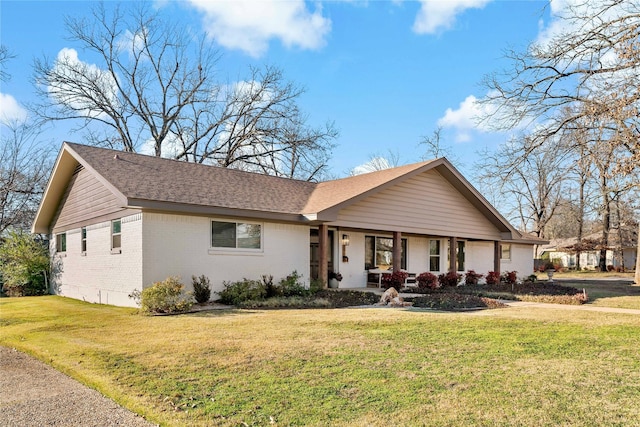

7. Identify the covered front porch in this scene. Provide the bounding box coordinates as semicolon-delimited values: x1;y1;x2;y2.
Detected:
311;225;504;289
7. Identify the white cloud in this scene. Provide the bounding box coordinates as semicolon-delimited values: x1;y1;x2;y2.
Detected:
437;94;502;142
0;93;28;125
187;0;331;57
413;0;492;34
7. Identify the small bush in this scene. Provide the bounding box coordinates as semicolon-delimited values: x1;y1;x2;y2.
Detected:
438;271;462;287
278;270;308;297
525;274;538;283
0;230;49;297
381;271;409;290
262;274;278;298
218;278;266;305
141;277;193;314
191;274;211;304
464;270;483;285
485;271;500;285
309;278;324;294
416;272;438;290
501;271;518;285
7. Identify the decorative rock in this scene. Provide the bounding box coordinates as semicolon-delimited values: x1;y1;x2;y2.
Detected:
378;287;413;307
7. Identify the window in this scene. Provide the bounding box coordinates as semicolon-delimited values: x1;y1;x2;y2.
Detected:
56;233;66;253
81;227;87;253
501;243;511;260
429;240;440;272
364;236;406;270
211;220;261;249
111;219;121;252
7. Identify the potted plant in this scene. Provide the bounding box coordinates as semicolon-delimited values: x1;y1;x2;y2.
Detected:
328;271;343;288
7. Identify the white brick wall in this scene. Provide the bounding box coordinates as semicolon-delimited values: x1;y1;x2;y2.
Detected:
50;213;143;307
141;213;310;297
501;243;535;279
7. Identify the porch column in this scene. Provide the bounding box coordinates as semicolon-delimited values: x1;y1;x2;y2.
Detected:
319;224;329;288
449;236;457;272
494;241;501;274
393;231;402;271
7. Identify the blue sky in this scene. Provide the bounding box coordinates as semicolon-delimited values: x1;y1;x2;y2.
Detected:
1;0;556;178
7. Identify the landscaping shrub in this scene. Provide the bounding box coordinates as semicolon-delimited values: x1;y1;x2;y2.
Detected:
218;278;266;305
464;270;483;285
261;274;278;298
485;271;500;285
438;271;462;287
141;277;193;314
238;296;331;309
381;271;409;290
278;270;308;297
191;274;211;304
408;293;506;310
416;272;438;290
501;271;518;285
0;230;49;297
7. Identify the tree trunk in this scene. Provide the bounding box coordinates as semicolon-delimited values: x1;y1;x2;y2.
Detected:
598;176;610;272
635;221;640;285
576;170;585;270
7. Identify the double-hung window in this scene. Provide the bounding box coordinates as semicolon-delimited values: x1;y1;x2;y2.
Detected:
56;233;66;253
501;243;511;260
111;219;121;253
81;227;87;254
211;220;262;250
429;239;440;272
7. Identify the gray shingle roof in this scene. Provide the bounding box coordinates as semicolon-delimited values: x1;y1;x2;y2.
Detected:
67;143;316;215
66;142;433;217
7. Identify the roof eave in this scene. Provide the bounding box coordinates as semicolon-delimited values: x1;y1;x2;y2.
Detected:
129;199;311;223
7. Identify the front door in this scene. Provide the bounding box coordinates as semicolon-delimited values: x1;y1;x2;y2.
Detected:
310;229;334;280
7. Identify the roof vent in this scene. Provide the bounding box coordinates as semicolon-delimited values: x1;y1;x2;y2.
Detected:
114;154;120;160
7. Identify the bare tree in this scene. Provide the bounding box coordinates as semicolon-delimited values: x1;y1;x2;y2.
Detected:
479;0;640;274
349;150;401;176
32;3;336;181
418;126;461;166
0;45;15;82
475;137;569;240
171;66;337;180
0;121;53;234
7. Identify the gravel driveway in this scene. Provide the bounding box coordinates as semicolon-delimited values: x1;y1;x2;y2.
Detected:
0;346;155;427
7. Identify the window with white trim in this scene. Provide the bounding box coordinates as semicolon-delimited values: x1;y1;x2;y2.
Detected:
501;243;511;260
81;227;87;253
364;236;406;270
111;219;121;252
429;239;440;272
211;220;262;249
56;233;66;253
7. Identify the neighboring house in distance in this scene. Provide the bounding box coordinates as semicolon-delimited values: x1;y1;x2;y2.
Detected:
33;142;544;307
539;228;638;271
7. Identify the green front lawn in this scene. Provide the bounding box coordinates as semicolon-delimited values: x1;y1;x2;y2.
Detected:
2;296;640;426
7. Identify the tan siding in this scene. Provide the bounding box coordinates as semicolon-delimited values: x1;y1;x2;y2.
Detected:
51;166;127;232
334;170;502;240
